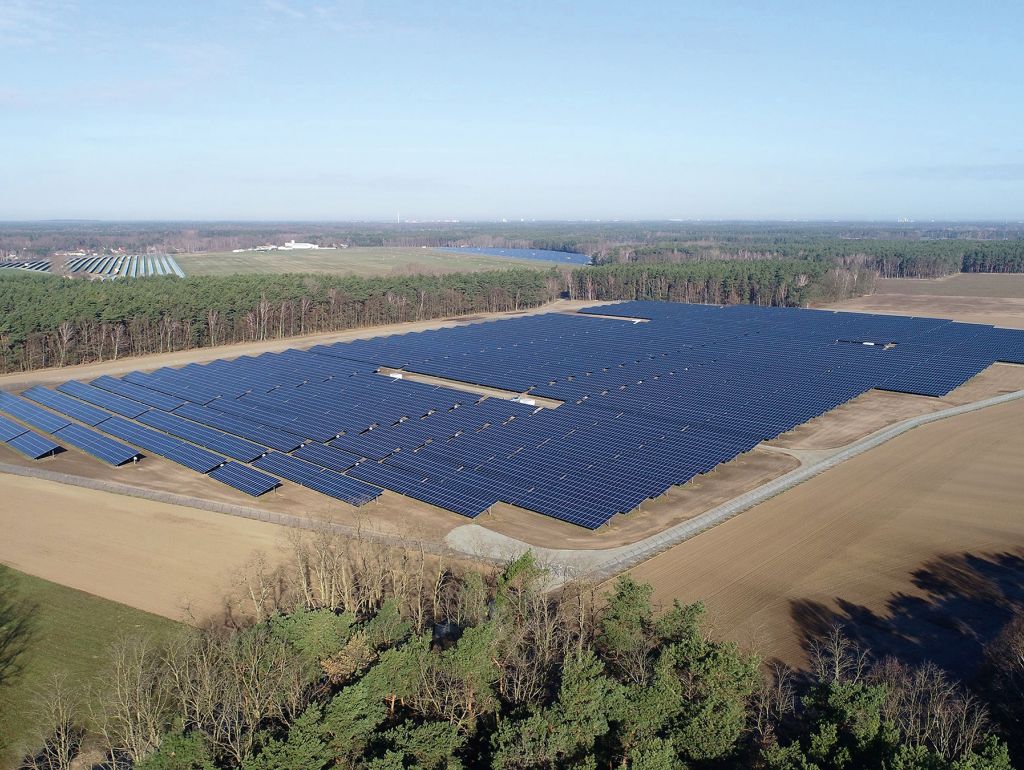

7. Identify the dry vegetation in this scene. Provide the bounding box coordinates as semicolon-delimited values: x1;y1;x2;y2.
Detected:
174;247;557;277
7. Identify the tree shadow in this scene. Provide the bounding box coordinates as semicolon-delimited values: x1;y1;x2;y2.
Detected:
0;567;38;692
789;549;1024;677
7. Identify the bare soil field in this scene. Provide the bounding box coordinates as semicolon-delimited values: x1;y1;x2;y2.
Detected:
0;474;290;621
175;247;557;277
875;273;1024;298
622;397;1024;669
828;274;1024;329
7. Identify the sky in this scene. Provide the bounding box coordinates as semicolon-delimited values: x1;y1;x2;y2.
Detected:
1;0;1022;221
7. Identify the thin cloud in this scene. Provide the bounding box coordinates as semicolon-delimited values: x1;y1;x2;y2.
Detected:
0;0;75;47
263;0;307;20
899;162;1024;182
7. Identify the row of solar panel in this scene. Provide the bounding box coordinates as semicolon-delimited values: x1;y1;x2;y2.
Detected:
65;254;186;279
20;301;1024;529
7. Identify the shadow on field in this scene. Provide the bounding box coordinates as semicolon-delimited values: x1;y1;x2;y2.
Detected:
0;567;37;692
789;549;1024;676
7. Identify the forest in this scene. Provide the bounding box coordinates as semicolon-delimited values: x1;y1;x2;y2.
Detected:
595;238;1024;279
7;539;1022;770
0;261;839;374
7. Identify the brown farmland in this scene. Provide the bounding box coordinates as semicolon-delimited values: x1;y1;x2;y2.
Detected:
624;389;1024;669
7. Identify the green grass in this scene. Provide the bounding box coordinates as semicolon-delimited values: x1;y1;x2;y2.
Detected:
175;246;558;277
0;565;181;766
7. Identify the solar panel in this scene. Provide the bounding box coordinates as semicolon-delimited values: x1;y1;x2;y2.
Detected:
22;386;110;425
7;430;62;459
54;423;141;466
0;415;27;442
0;392;70;434
173;403;305;451
347;461;495;517
253;451;381;505
208;461;280;496
136;409;266;462
97;416;224;472
34;301;1024;528
91;375;186;410
56;381;149;418
292;442;361;472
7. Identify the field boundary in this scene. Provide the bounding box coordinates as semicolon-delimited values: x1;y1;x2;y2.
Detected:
0;461;463;560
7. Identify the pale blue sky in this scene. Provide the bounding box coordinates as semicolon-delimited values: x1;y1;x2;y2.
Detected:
1;1;1022;220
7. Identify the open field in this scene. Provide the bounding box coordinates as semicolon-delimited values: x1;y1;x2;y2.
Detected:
174;247;558;277
0;475;292;622
622;396;1024;669
875;273;1024;298
828;273;1024;328
0;565;179;764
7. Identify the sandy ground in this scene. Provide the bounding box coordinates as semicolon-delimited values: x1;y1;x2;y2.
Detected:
874;274;1024;298
827;274;1024;329
0;474;291;622
622;397;1024;668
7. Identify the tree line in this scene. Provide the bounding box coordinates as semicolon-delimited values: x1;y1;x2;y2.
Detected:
0;270;560;373
595;239;1024;279
11;537;1023;770
0;261;851;374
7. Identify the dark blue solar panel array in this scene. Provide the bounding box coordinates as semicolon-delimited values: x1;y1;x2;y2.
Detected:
209;461;280;496
53;423;141;466
0;391;71;434
25;301;1024;528
136;409;266;462
98;416;224;472
253;451;381;505
57;380;150;418
91;375;186;410
0;411;63;459
23;386;109;425
7;430;62;459
0;414;29;442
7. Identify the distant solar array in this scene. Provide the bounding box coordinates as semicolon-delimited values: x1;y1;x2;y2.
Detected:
0;260;51;273
65;254;186;278
4;301;1024;529
431;246;591;264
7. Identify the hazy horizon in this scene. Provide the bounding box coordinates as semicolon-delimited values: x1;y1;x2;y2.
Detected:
2;1;1022;221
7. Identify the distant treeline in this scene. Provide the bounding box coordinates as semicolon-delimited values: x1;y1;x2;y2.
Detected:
0;261;847;373
4;221;1023;264
600;239;1024;278
0;270;558;373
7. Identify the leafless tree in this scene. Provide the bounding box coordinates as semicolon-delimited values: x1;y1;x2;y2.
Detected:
22;674;83;770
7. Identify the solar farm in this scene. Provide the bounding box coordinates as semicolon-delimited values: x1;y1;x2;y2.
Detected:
66;254;186;278
2;300;1024;531
0;255;186;278
0;260;52;273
